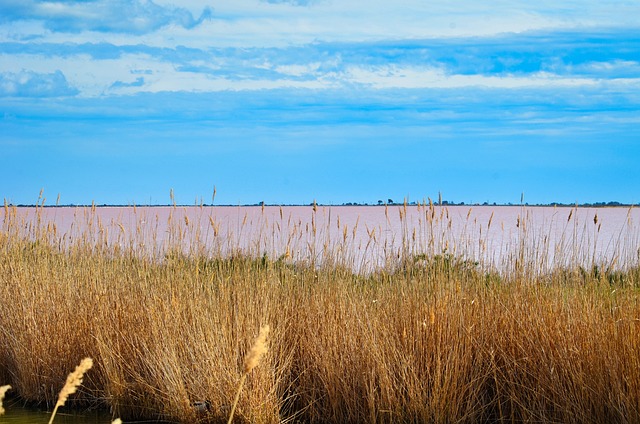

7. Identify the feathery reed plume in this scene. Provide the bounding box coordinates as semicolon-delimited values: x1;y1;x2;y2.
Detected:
227;325;270;424
244;325;269;374
48;357;93;424
0;385;11;415
111;419;122;424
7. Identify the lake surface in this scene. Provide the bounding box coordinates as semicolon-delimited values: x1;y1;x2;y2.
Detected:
3;205;639;273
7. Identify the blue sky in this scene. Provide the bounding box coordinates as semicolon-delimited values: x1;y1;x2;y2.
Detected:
1;1;639;205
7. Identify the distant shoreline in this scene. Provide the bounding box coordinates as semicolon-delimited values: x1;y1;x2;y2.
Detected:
4;201;635;208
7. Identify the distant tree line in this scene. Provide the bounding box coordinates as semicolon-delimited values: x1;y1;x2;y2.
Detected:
6;200;634;208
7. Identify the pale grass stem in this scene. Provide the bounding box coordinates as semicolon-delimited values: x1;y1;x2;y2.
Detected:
0;384;11;415
48;357;93;424
227;325;270;424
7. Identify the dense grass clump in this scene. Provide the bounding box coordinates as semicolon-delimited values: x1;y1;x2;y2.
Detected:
1;203;639;423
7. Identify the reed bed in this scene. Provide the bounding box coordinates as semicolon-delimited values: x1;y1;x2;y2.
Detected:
1;201;639;423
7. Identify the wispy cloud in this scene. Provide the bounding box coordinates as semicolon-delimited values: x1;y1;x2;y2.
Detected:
1;29;638;97
261;0;322;5
109;76;145;90
0;0;212;34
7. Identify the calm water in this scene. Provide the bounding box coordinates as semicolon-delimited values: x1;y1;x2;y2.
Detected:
0;401;113;424
3;205;639;272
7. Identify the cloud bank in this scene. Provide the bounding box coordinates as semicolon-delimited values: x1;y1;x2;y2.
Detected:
1;29;639;97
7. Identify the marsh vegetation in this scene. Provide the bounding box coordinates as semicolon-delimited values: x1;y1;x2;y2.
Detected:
1;200;639;423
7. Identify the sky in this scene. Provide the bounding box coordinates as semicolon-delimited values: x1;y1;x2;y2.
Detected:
1;0;639;206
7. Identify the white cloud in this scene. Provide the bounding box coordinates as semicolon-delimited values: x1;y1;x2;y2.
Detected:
4;0;640;49
0;69;77;96
261;0;323;5
342;66;611;89
168;0;638;47
1;1;639;97
569;60;640;78
0;51;159;96
3;30;640;97
274;62;323;77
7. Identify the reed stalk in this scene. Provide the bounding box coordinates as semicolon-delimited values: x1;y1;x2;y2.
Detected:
48;358;93;424
227;325;270;424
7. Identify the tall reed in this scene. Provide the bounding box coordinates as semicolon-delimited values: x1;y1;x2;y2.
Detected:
0;203;639;423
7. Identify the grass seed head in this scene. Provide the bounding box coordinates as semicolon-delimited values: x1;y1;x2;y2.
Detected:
56;358;93;408
0;385;11;415
244;325;270;374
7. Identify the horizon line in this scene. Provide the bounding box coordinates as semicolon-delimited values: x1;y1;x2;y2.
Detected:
3;201;635;208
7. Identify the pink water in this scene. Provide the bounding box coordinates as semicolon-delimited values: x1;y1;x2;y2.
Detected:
3;205;639;273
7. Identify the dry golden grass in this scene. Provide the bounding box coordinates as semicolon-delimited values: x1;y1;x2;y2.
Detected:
0;203;639;423
48;357;93;424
